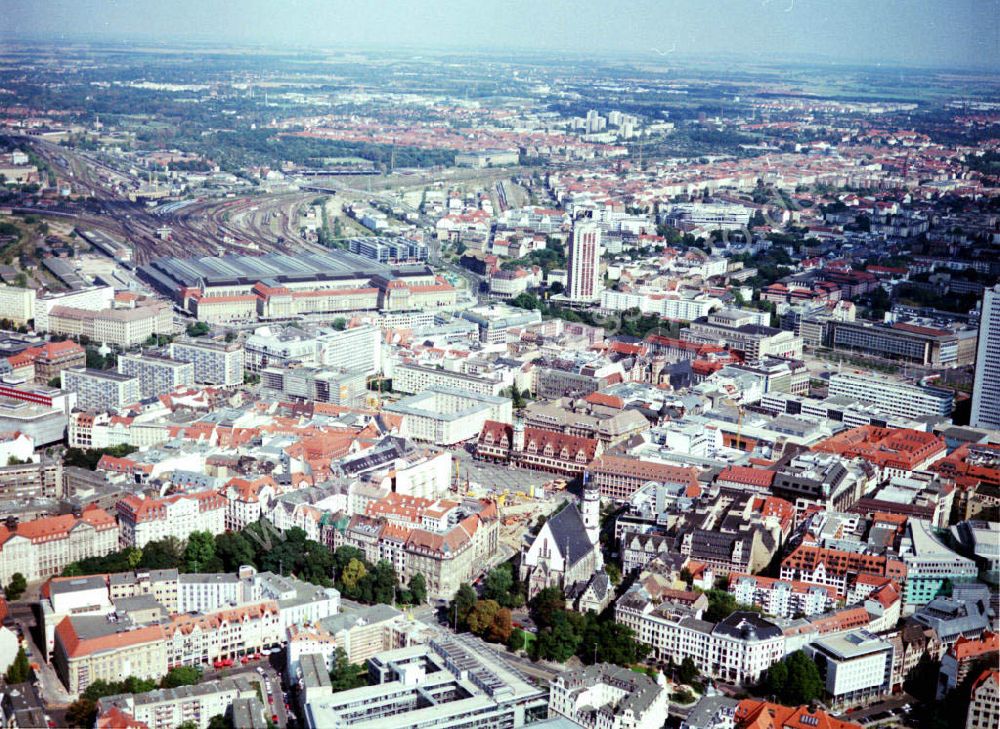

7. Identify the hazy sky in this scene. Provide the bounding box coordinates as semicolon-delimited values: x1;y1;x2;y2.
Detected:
4;0;999;70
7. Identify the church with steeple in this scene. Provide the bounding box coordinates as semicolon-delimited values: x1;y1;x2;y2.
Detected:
519;475;611;613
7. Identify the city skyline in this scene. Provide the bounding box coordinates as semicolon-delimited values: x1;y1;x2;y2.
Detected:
3;0;999;70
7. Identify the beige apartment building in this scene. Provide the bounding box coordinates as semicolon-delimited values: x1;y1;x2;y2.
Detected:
0;508;118;584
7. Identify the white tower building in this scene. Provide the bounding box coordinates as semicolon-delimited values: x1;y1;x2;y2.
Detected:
567;223;602;302
972;284;1000;429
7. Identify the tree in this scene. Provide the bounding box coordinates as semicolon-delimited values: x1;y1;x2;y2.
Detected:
47;376;61;388
207;716;229;729
331;317;347;331
183;531;216;573
764;659;788;698
66;698;97;728
533;611;581;663
703;589;739;622
366;559;398;604
215;532;256;572
186;322;210;337
678;656;699;685
452;583;477;630
781;651;824;705
4;646;31;683
529;587;565;630
489;608;514;644
466;599;501;637
408;573;427;605
139;536;184;569
482;564;514;607
341;559;367;592
329;647;367;691
175;723;199;729
4;572;26;600
161;665;202;688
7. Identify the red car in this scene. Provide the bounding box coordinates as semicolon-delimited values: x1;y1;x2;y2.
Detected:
272;715;279;723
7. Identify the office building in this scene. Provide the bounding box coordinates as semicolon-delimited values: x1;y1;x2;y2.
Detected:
33;285;114;332
548;663;668;729
683;310;804;360
807;631;894;708
898;519;978;607
169;337;246;387
0;507;118;584
460;304;543;345
829;320;970;367
0;396;69;447
567;223;601;302
260;365;368;407
303;635;548;729
614;600;785;685
47;301;174;348
317;325;381;375
61;367;141;412
829;372;954;420
347;237;428;264
971;285;1000;429
117;353;195;399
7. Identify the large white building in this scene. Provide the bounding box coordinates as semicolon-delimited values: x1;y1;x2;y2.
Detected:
61;367;141;412
972;284;1000;429
615;601;785;685
600;290;721;321
392;362;507;397
169;337;246;387
317;325;382;376
0;284;36;325
829;372;955;420
116;490;227;548
567;223;602;302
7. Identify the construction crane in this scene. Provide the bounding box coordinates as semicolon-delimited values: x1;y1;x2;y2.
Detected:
722;396;748;453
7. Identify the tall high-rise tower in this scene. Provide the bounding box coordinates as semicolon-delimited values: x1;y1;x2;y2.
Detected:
567;223;601;302
972;284;1000;429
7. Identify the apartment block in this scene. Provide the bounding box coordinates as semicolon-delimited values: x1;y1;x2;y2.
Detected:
0;284;36;325
392;362;506;397
117;353;195;399
61;367;141;412
97;672;266;729
169;337;246;387
728;573;838;618
117;490;227;548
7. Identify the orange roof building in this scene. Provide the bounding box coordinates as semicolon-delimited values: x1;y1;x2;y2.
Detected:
0;507;118;584
735;700;862;729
